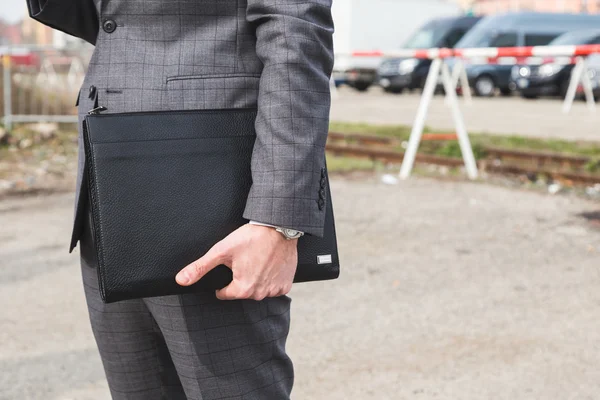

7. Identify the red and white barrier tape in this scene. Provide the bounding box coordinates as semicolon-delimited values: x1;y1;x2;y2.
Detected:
454;44;600;58
352;48;455;59
350;44;600;65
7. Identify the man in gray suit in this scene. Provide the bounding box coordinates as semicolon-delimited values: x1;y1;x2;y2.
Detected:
27;0;334;398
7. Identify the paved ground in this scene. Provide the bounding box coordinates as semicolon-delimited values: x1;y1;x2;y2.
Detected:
1;176;599;399
331;87;600;142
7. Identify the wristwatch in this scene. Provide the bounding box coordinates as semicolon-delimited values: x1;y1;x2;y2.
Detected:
249;220;304;240
274;227;304;240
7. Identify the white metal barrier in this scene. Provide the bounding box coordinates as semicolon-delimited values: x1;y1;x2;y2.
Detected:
562;56;596;114
398;57;478;180
350;44;600;179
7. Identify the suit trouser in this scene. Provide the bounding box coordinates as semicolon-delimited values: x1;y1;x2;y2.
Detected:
78;200;294;400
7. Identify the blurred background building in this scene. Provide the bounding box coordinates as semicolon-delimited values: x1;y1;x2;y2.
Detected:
1;3;84;48
0;20;22;46
19;17;83;48
21;17;55;46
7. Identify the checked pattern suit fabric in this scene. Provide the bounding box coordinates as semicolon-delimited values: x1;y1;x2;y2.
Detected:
27;0;335;398
68;0;335;247
79;205;295;399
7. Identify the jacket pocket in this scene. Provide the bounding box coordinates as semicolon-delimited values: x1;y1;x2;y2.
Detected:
166;74;261;110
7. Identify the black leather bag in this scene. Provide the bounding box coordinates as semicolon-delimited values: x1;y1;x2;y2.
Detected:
82;108;339;303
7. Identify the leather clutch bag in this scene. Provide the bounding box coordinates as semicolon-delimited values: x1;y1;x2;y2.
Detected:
82;108;340;303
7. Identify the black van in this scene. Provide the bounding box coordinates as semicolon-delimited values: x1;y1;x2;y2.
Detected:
454;12;600;97
376;16;481;94
511;29;600;99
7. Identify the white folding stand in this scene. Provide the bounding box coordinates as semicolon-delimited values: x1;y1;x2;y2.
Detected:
446;59;472;106
562;56;596;114
399;57;478;180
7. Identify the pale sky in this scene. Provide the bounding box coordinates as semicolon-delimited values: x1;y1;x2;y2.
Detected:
1;0;26;23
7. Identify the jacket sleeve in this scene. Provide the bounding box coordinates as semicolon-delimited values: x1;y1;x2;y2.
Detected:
243;0;335;237
26;0;99;45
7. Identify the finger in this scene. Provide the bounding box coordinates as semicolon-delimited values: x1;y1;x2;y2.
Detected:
276;284;293;297
176;243;229;286
215;280;252;301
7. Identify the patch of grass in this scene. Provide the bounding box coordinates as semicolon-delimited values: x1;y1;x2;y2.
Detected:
329;122;413;140
330;121;600;159
325;154;380;172
584;158;600;173
423;141;488;160
472;134;600;157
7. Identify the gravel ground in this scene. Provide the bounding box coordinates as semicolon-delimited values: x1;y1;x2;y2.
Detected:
331;87;600;142
1;176;599;400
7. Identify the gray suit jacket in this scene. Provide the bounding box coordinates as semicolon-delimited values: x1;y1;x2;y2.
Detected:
27;0;335;251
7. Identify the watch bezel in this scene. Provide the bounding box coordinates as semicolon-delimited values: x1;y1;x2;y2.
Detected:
276;227;304;240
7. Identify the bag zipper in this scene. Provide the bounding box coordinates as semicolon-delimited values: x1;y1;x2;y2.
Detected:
86;107;257;117
88;106;107;115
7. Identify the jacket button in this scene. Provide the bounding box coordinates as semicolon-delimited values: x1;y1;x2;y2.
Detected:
103;19;117;33
88;85;97;99
318;198;325;210
319;188;325;197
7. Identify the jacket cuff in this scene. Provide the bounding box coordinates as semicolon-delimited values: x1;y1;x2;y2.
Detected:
248;220;304;235
242;167;328;238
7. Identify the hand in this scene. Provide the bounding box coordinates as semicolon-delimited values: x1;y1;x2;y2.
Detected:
175;224;298;301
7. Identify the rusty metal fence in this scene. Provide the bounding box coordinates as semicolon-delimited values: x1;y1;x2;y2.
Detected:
1;45;92;131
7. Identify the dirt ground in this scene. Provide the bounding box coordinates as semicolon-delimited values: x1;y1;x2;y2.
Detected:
331;87;600;142
1;175;599;400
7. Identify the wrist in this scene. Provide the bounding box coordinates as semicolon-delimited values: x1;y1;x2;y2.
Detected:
274;227;304;240
249;220;304;240
249;224;299;247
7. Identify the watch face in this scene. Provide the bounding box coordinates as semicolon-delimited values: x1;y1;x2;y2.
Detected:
284;229;299;237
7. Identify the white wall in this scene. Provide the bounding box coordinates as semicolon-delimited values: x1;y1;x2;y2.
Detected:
332;0;462;53
331;0;354;54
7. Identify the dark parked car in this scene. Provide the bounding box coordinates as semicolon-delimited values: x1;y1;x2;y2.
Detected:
376;16;481;94
454;12;600;97
511;29;600;99
344;68;377;92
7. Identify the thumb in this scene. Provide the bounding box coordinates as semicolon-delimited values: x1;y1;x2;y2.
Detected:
176;243;229;286
215;279;248;301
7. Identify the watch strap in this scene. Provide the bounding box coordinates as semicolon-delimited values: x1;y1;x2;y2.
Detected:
249;220;304;236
